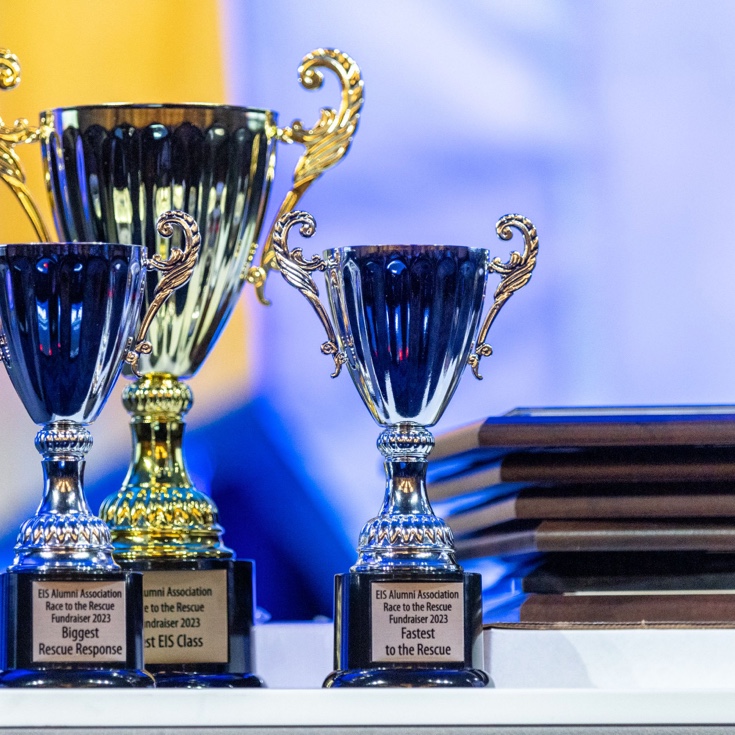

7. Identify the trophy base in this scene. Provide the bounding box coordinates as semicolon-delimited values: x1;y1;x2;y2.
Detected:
324;666;489;688
154;672;264;688
0;569;153;688
325;571;490;689
0;667;152;688
119;558;263;688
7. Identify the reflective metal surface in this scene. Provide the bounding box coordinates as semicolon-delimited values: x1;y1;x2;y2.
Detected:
251;48;364;302
0;212;199;571
274;210;538;573
0;48;50;241
99;373;232;560
42;104;274;379
36;51;363;561
1;46;363;560
123;211;201;377
0;242;145;571
328;244;490;427
468;215;538;380
0;243;145;424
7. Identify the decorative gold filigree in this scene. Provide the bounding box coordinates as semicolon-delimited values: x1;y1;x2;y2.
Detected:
125;211;201;376
0;48;51;241
469;214;539;380
0;48;21;90
246;48;363;304
272;210;346;377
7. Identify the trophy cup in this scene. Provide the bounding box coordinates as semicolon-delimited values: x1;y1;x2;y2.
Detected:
273;210;538;687
1;47;363;686
0;211;199;687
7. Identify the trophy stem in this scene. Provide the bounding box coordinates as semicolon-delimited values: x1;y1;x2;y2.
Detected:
100;374;232;560
353;423;460;573
12;421;117;572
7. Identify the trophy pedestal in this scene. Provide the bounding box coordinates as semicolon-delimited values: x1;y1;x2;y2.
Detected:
121;558;262;688
325;571;490;688
0;570;152;687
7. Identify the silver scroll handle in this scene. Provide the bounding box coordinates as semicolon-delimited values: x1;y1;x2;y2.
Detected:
124;210;201;377
468;214;539;380
272;210;347;378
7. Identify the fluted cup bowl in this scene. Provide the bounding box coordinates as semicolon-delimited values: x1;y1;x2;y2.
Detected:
0;242;145;573
325;245;490;427
41;104;272;377
0;243;146;421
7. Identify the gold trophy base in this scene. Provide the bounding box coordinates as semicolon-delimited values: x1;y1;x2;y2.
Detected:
100;375;261;686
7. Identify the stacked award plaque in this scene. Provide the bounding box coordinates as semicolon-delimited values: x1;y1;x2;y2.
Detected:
429;406;735;624
0;42;540;688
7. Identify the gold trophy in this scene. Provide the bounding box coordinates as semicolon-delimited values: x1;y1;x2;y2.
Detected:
1;46;363;686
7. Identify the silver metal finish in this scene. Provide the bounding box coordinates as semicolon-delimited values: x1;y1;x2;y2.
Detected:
13;422;116;571
0;214;197;571
276;210;538;575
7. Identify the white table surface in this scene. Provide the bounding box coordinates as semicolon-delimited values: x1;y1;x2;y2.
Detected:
0;689;733;728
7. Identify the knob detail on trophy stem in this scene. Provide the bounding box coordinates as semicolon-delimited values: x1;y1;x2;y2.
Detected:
12;421;117;572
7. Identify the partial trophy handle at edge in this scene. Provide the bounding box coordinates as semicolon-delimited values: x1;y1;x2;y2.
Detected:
0;48;52;242
272;209;347;378
468;214;539;380
124;210;201;377
243;48;363;305
0;326;9;367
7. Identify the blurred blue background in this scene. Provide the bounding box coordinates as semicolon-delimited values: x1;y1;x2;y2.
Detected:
2;0;735;619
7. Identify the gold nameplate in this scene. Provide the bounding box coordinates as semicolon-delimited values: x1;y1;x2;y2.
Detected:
371;581;465;664
32;580;127;664
142;569;228;664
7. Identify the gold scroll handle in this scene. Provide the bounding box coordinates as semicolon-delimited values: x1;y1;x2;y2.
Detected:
244;48;363;305
0;48;51;242
468;214;539;380
124;210;201;377
272;209;346;378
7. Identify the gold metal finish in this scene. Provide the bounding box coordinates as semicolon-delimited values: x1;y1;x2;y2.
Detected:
124;211;201;377
272;210;347;377
0;48;50;241
468;214;539;380
247;48;364;304
99;374;231;560
3;47;363;563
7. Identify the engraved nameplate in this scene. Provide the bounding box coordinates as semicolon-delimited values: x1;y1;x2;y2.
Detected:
32;580;127;663
371;581;464;664
143;569;228;664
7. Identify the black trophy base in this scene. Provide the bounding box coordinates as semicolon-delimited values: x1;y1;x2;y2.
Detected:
325;570;491;689
0;569;153;688
121;558;263;688
0;667;152;688
155;672;263;688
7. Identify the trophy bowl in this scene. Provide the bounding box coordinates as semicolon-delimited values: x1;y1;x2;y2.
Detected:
1;46;363;686
0;211;198;687
273;210;538;687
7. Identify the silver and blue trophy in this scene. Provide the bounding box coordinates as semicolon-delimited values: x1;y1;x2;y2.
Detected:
274;210;538;687
0;211;199;687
